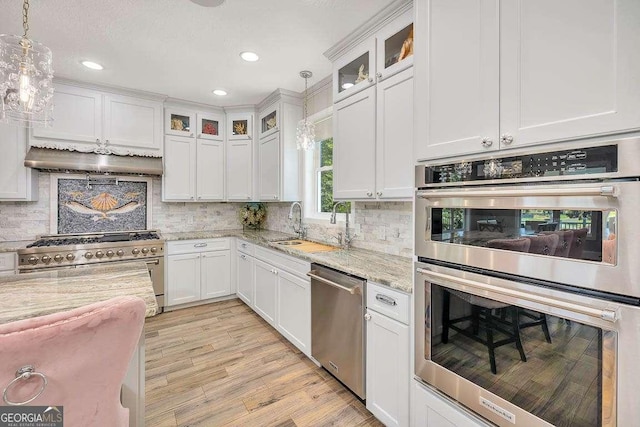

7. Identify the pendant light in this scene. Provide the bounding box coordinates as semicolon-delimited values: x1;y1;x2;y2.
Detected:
296;70;316;151
0;0;54;126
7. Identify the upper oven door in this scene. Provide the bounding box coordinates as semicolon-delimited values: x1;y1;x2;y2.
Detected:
415;180;640;298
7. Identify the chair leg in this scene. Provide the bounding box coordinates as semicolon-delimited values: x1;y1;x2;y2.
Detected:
541;313;552;343
512;307;527;362
442;290;450;344
484;308;497;374
471;305;480;335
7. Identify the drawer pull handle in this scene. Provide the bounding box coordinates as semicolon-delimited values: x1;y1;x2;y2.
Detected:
376;294;397;306
194;243;208;248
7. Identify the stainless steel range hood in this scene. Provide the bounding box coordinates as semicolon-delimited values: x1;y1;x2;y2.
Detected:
24;147;163;176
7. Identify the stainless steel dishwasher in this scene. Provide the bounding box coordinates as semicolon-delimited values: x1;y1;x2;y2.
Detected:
308;263;366;399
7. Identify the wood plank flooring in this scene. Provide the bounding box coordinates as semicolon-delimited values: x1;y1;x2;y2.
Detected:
145;299;384;427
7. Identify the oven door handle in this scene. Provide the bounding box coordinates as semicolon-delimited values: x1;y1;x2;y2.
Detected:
145;259;160;266
416;267;618;323
416;185;618;199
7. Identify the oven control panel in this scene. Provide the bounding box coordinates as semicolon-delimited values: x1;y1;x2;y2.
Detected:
422;144;618;184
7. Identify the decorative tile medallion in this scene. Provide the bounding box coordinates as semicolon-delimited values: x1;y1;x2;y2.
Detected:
57;179;148;234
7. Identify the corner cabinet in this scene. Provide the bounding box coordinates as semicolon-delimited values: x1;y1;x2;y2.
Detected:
162;106;225;202
414;0;640;161
257;92;302;202
0;123;38;201
31;82;163;156
329;7;414;201
226;111;253;201
412;381;491;427
166;239;232;307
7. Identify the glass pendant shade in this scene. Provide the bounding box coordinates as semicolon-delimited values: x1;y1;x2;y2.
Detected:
0;34;54;126
296;119;316;151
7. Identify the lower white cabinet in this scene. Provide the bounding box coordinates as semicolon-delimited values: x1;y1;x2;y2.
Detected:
0;123;38;201
412;381;490;427
253;258;278;326
276;269;311;356
236;252;254;305
0;253;17;276
166;239;232;307
366;282;410;427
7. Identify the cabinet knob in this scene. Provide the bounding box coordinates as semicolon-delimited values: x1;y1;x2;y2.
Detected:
376;72;382;79
367;77;374;83
198;196;202;199
366;191;373;197
364;312;372;321
247;196;251;200
105;139;109;145
376;191;382;197
96;138;100;143
240;254;246;259
501;134;514;145
198;134;202;138
190;196;194;200
481;137;493;148
273;195;278;200
190;133;194;137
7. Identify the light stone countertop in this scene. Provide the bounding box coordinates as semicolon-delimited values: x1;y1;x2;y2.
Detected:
0;262;158;324
0;240;30;253
163;229;413;294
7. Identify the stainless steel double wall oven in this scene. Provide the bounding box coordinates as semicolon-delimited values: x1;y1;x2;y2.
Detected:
414;138;640;427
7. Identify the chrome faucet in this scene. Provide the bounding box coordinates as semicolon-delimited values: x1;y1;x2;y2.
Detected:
288;201;306;239
330;201;355;248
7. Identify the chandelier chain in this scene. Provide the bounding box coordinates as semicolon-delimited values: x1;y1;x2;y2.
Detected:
22;0;30;38
303;75;308;121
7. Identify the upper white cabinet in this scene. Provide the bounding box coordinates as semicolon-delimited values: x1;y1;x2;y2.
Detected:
226;110;253;201
31;82;163;156
163;105;225;202
257;90;303;202
414;0;640;161
328;5;414;201
0;123;38;201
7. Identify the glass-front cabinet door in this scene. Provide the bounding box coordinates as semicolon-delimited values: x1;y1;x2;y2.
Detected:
165;108;195;137
227;112;253;141
333;38;376;103
197;112;224;141
258;103;279;138
375;9;413;81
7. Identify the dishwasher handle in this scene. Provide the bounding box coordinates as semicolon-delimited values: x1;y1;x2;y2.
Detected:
307;270;362;295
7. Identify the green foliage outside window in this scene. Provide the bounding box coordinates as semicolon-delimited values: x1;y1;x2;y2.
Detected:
318;138;350;214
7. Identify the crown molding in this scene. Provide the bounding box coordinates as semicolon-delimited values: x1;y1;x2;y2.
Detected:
53;76;168;102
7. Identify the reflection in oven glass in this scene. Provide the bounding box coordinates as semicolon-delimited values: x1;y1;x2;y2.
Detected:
430;208;616;264
430;285;605;427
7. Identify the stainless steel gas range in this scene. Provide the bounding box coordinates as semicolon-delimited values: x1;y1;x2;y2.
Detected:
18;230;165;310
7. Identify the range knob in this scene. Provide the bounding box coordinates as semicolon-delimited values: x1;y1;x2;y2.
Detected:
141;247;149;254
95;251;104;259
53;254;63;262
66;253;76;261
132;248;140;255
28;256;39;265
116;250;124;257
84;252;94;259
41;255;51;264
150;247;158;254
106;250;114;258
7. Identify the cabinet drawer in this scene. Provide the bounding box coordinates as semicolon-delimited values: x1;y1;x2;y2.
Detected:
237;239;254;256
0;253;16;272
367;281;410;325
254;246;310;278
167;238;230;255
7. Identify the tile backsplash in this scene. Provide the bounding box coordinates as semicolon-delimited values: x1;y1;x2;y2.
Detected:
0;175;413;259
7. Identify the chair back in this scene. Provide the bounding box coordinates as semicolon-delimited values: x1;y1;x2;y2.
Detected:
0;296;146;427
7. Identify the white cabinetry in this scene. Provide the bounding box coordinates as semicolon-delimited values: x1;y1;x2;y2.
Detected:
226;110;253;201
415;0;640;161
166;239;232;307
31;82;163;156
162;106;225;202
0;253;17;276
328;7;414;201
257;91;302;202
412;381;491;427
365;282;410;427
0;123;38;201
235;241;311;356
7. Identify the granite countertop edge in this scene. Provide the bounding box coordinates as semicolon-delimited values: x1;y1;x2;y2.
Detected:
163;229;413;294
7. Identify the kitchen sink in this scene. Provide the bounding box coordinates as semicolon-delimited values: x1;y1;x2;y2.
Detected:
272;239;339;253
276;240;304;246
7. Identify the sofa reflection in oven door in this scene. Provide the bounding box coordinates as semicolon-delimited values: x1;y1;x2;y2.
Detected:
414;262;640;427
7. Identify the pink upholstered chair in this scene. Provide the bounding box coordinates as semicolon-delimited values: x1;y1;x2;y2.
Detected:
0;296;146;427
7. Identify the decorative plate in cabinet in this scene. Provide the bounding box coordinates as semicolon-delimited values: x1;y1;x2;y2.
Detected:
197;112;224;141
165;109;195;137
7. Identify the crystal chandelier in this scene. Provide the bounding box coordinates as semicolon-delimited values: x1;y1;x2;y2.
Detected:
296;70;315;151
0;0;54;126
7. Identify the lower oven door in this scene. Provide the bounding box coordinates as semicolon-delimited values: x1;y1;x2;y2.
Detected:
415;262;640;427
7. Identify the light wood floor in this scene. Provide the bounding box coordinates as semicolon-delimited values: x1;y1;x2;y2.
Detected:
144;299;384;427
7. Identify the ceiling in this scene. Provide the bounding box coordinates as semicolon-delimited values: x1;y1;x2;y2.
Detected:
0;0;394;106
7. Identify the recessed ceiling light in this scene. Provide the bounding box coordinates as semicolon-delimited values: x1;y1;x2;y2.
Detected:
212;89;227;96
341;82;354;90
240;51;259;62
81;60;104;70
190;0;225;6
